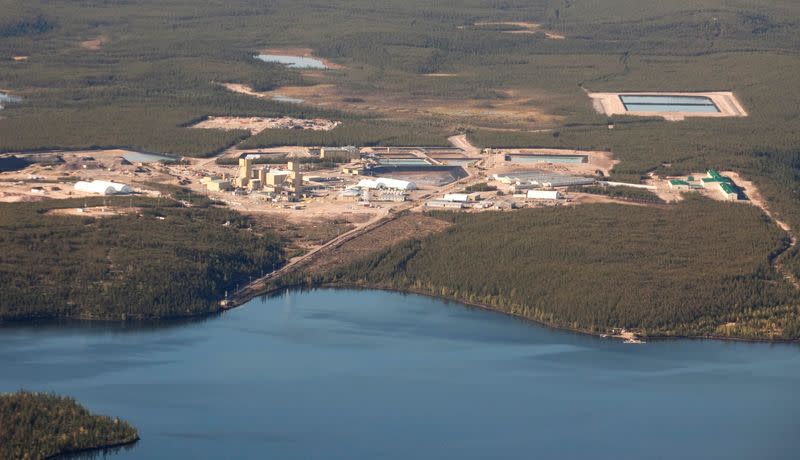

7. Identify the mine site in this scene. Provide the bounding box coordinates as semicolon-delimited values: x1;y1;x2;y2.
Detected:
0;50;761;226
4;1;800;457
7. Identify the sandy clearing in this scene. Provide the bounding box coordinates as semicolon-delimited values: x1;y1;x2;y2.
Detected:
224;83;562;129
448;134;481;155
191;116;340;134
479;147;617;177
473;21;565;39
587;91;748;121
80;35;110;50
46;206;140;218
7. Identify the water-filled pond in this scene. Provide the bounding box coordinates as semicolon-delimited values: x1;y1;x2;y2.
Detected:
620;95;720;113
509;155;587;164
255;54;329;69
121;152;177;163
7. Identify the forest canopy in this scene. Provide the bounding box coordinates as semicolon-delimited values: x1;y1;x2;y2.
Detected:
308;199;800;340
0;197;284;321
0;391;138;460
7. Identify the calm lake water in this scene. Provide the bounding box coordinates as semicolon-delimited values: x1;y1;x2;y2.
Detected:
1;289;798;459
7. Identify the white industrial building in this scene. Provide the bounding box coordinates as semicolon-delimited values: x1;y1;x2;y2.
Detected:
356;177;417;190
425;200;464;209
526;190;562;200
443;193;470;202
74;180;132;195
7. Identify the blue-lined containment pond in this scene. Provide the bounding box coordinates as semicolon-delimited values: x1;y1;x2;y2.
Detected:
509;154;587;164
620;95;719;113
255;54;329;69
1;289;798;459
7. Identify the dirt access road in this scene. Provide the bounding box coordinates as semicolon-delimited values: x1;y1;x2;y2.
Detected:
229;207;392;306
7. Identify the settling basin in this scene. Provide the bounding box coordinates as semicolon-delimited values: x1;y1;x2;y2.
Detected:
255;54;329;69
1;289;798;459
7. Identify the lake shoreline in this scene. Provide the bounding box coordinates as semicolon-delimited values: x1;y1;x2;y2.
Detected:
263;282;800;345
2;282;796;345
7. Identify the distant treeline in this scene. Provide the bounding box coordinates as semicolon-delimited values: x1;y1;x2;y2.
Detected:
0;391;138;460
0;195;284;321
295;198;800;340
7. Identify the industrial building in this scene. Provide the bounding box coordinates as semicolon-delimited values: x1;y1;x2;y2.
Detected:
206;179;232;192
526;190;562;200
74;180;132;195
320;146;359;162
701;169;740;201
356;177;417;190
339;188;365;200
425;200;464;209
233;158;304;196
374;192;407;202
443;193;470;202
341;165;365;175
494;171;595;189
668;179;691;191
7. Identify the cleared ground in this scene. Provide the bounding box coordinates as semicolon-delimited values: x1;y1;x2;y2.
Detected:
471;21;565;39
191;116;339;134
224;83;562;130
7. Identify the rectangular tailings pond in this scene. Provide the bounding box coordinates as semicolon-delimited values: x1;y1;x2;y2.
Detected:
509;154;587;164
620;95;719;113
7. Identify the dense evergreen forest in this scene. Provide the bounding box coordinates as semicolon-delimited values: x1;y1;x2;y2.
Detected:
0;391;138;460
303;200;800;340
0;197;284;321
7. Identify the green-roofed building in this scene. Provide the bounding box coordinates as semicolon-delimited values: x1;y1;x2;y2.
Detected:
669;179;691;190
701;169;742;200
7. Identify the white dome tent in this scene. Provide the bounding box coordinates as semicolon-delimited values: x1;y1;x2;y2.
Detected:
74;180;132;195
356;177;416;191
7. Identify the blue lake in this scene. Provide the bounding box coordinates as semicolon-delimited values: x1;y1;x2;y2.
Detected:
1;289;798;459
255;54;329;69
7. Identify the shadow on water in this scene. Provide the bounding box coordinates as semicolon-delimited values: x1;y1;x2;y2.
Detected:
52;442;138;460
0;311;223;336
